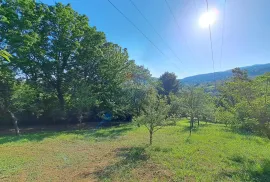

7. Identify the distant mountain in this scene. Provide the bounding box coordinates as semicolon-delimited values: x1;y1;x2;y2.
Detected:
181;63;270;85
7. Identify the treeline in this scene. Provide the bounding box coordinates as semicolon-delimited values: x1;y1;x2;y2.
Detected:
0;1;269;140
0;1;154;129
216;68;270;138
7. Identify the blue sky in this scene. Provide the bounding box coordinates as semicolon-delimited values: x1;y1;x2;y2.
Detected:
41;0;270;78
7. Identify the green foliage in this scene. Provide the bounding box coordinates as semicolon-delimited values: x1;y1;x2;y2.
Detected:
158;72;180;95
11;82;42;117
179;86;214;124
135;89;171;144
0;50;11;62
218;70;270;137
0;64;14;111
0;1;145;125
215;107;236;126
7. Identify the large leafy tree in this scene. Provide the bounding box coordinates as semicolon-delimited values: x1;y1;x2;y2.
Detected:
158;72;180;96
1;1;133;121
0;1;104;112
0;62;20;134
122;63;153;116
70;42;132;121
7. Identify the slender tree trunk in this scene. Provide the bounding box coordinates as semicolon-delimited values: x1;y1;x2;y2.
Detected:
149;130;153;145
78;112;83;129
197;117;200;126
190;120;192;135
190;115;194;136
8;110;20;135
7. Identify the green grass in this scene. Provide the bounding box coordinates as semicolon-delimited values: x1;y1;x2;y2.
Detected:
0;120;269;181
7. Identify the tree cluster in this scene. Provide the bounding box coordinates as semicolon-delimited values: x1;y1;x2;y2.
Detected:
216;68;270;138
0;1;154;134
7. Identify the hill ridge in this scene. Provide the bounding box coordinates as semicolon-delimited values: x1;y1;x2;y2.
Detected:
181;63;270;84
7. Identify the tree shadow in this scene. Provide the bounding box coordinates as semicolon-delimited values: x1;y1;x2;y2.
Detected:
218;155;270;181
0;125;133;145
181;122;208;133
220;126;268;140
94;146;148;181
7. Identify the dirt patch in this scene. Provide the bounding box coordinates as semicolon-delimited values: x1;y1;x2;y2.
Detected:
131;162;174;182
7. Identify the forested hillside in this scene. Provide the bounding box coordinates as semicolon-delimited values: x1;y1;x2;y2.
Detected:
181;63;270;84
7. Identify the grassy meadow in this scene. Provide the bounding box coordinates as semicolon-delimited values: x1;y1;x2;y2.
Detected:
0;120;270;182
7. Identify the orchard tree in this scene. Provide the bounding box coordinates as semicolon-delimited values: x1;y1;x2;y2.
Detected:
179;86;212;134
135;89;171;145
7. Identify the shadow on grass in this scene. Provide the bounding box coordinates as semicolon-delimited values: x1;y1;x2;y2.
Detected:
0;125;133;145
181;122;209;133
219;156;270;181
94;146;148;181
220;126;268;140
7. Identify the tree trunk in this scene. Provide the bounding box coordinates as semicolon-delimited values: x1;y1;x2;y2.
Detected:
8;110;20;135
190;120;192;136
197;117;200;126
78;113;83;124
78;112;83;129
56;80;65;111
149;130;153;145
57;90;65;111
190;114;195;135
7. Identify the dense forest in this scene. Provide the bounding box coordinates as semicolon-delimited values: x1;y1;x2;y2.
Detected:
0;0;270;143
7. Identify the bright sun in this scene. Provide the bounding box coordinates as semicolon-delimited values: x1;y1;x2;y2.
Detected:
199;10;217;28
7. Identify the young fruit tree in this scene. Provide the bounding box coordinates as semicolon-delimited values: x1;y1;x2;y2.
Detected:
179;86;213;135
135;89;171;145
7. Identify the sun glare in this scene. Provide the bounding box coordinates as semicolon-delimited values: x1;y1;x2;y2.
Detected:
199;10;217;28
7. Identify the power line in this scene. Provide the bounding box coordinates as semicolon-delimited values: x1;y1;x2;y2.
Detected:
164;0;194;61
107;0;167;59
164;0;182;32
128;0;182;62
205;0;216;85
220;0;227;69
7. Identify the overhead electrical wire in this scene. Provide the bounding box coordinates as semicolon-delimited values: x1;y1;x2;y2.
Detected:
128;0;182;62
107;0;183;70
164;0;195;62
205;0;216;86
164;0;182;33
220;0;227;69
107;0;167;59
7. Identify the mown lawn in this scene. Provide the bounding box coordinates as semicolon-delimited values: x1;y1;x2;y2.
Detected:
0;120;269;182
